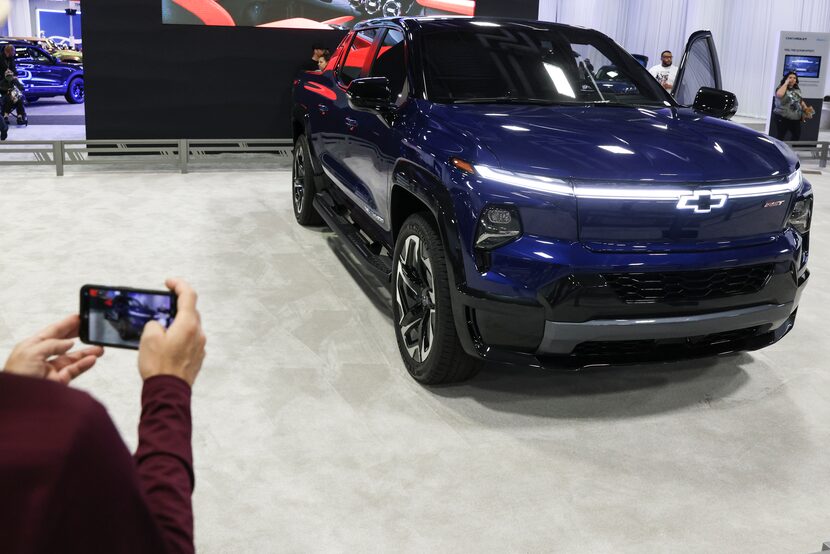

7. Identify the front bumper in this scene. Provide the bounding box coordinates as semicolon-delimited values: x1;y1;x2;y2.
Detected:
450;233;809;367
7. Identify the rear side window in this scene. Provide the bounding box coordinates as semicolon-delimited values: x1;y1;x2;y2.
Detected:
370;29;407;102
340;29;377;85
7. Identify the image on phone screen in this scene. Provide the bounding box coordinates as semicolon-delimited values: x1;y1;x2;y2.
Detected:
82;286;176;349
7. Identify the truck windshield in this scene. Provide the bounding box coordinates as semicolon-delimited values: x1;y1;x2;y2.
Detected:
421;23;671;107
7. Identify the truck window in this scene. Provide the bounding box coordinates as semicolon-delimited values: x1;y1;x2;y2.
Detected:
369;29;407;102
340;29;377;86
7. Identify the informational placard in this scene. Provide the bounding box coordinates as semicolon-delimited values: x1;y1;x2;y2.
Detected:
767;31;830;142
161;0;476;29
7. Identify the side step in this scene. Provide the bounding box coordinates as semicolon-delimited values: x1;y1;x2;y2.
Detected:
313;191;393;282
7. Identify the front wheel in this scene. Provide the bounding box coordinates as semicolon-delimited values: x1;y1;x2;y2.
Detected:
65;77;84;104
393;213;481;384
292;134;323;226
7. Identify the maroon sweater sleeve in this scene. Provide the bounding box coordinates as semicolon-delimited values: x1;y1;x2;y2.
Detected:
134;375;195;554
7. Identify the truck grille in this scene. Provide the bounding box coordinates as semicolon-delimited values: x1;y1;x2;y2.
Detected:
602;264;774;304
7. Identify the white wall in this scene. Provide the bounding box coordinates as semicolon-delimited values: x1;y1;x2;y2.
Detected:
538;0;830;118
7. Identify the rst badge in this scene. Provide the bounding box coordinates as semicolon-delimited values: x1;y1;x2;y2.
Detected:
764;200;786;208
676;190;728;214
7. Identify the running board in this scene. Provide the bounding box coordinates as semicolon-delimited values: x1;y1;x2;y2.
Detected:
313;191;393;282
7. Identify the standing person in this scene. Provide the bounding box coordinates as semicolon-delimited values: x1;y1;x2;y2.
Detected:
0;44;16;76
317;49;331;71
0;278;207;554
0;69;27;125
305;44;327;71
649;50;677;91
773;71;809;142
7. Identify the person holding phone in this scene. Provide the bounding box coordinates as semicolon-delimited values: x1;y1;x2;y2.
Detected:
773;71;809;141
0;278;206;554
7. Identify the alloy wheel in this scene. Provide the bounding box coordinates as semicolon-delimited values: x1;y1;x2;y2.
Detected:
292;146;305;214
395;235;436;363
382;0;402;16
72;80;84;102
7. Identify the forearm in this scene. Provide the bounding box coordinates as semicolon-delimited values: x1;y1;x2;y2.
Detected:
135;375;195;554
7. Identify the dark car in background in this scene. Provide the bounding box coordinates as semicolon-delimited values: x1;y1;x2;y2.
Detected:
292;17;811;384
103;296;160;340
0;40;84;103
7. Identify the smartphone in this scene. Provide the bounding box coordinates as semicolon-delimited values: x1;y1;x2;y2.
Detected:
80;285;177;349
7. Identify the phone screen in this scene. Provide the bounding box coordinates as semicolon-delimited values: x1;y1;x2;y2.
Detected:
81;285;177;349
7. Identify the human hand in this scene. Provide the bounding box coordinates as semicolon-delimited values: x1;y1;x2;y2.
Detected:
3;314;104;384
138;278;206;387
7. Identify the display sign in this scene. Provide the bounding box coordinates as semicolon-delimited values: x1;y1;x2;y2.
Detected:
162;0;477;29
36;9;83;47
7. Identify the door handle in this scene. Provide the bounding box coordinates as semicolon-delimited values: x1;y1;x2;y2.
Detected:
345;117;358;131
317;104;329;115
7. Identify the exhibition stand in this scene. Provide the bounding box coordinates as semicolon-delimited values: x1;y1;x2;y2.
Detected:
767;30;830;140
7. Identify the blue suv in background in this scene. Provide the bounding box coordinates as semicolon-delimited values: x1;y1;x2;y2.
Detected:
291;18;812;384
0;40;84;103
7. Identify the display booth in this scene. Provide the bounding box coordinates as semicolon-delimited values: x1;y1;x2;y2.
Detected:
767;31;830;141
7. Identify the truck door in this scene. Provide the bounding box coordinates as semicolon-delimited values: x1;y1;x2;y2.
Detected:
672;30;722;105
339;27;409;232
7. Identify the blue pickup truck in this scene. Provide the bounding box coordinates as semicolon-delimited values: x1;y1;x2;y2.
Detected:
291;17;812;384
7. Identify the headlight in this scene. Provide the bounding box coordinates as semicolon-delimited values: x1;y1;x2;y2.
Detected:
789;196;812;234
475;205;522;250
473;164;573;196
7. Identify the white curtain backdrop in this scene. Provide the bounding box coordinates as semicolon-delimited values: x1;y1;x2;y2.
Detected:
538;0;830;118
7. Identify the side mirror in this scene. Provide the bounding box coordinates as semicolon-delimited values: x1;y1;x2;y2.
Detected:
692;87;738;120
347;77;392;110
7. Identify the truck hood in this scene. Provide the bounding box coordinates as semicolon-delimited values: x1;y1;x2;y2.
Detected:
428;103;797;182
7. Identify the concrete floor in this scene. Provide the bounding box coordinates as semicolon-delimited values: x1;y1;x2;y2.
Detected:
0;167;828;553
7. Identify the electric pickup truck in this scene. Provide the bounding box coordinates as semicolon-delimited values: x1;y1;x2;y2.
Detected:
291;17;812;384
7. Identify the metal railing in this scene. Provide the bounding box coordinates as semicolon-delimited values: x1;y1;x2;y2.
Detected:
0;138;294;176
785;140;829;168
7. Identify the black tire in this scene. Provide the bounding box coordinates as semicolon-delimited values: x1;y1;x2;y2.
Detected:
116;319;130;340
65;77;84;104
392;213;482;384
292;134;324;226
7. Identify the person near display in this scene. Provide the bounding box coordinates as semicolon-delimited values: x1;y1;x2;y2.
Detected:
0;44;16;76
0;69;27;126
317;49;331;71
773;71;810;142
648;50;677;91
0;278;207;554
305;44;327;71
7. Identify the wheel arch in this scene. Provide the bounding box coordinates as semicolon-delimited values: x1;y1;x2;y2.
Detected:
390;159;465;289
291;104;325;177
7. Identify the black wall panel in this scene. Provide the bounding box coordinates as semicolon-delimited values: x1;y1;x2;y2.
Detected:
83;0;539;139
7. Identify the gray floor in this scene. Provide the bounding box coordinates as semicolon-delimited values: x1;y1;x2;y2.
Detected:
0;167;828;553
6;98;86;140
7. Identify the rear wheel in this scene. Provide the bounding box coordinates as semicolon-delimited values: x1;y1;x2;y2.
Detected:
292;134;323;226
393;213;481;384
65;77;84;104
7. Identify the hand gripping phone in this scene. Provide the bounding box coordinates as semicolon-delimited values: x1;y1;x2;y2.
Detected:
80;285;177;349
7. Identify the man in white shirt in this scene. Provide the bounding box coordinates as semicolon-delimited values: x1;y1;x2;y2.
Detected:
649;50;678;91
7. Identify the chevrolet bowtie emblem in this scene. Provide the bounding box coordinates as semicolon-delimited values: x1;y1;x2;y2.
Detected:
676;190;727;214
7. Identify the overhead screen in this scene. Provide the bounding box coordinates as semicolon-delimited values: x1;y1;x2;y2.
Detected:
162;0;476;29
